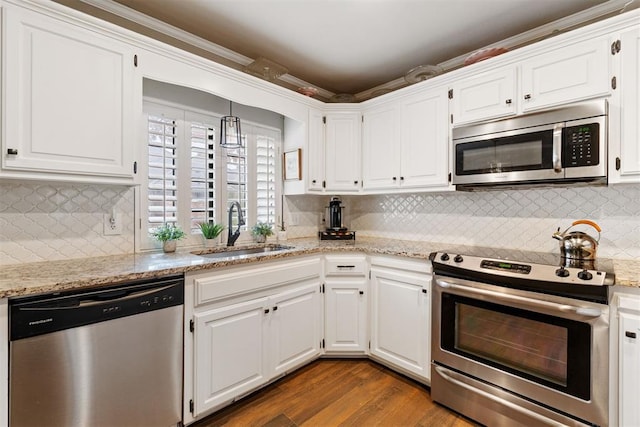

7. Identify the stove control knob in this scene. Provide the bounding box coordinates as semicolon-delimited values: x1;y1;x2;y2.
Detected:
578;269;593;281
555;267;570;278
440;253;450;261
454;255;464;263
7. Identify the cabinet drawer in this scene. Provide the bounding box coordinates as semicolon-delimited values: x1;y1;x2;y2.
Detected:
325;255;368;276
617;294;640;313
192;257;321;306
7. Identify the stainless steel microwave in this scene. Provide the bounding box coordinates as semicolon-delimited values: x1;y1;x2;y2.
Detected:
452;100;607;188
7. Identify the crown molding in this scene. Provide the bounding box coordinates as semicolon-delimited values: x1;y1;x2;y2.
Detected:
78;0;335;100
79;0;637;102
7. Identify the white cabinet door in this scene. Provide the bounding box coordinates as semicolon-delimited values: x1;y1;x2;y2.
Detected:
270;282;322;376
362;105;400;190
400;89;449;188
619;310;640;427
307;108;326;191
2;5;135;183
193;297;269;415
325;278;368;353
370;266;431;380
617;27;640;180
521;37;610;112
325;112;361;192
451;67;517;125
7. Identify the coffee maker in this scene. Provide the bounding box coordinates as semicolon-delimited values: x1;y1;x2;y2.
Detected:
319;196;356;241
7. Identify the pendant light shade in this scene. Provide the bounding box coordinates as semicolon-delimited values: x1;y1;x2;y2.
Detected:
220;101;242;149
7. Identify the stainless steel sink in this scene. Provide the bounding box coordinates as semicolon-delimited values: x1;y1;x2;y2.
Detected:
194;245;293;260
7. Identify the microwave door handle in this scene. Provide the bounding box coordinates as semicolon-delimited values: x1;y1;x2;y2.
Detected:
552;124;563;173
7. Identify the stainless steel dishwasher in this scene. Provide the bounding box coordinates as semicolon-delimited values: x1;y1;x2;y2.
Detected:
9;275;184;427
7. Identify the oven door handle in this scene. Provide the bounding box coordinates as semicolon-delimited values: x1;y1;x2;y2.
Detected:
436;280;603;318
433;366;568;427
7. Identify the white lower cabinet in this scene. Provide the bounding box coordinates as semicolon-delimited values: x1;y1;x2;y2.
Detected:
186;257;322;420
194;298;269;413
617;294;640;427
324;254;368;353
369;256;431;382
270;284;322;376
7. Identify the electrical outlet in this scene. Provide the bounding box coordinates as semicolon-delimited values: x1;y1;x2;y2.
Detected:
103;213;123;236
289;213;300;226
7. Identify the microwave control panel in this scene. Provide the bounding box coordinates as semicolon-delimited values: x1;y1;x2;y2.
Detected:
563;123;599;168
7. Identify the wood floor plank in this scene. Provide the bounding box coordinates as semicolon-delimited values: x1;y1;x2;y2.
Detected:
193;359;478;427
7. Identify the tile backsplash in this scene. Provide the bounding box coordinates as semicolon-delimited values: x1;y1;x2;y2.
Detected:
0;183;135;265
287;184;640;260
2;182;639;265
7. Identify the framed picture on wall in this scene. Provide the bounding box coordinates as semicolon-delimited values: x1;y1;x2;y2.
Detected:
284;149;302;181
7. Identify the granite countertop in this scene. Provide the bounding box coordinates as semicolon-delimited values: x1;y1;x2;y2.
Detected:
1;237;638;299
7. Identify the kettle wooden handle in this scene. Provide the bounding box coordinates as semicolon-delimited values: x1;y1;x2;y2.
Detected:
572;219;601;232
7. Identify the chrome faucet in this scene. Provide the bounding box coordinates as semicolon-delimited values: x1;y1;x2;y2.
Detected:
227;201;245;246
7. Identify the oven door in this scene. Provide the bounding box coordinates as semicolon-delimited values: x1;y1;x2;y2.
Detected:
432;274;609;427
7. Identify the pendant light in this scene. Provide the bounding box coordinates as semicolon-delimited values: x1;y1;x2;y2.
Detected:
220;100;242;149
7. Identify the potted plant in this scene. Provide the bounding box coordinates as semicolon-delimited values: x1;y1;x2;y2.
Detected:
251;222;273;243
151;223;186;253
199;221;225;248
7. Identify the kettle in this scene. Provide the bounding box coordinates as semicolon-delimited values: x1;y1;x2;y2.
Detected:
552;220;601;261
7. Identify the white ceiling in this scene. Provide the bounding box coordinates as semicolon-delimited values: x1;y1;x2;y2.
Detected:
96;0;629;96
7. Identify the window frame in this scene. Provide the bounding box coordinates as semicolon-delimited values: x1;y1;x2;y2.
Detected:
138;98;282;251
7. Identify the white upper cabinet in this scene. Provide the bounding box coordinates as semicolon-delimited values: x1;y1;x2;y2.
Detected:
362;89;449;191
1;4;135;183
324;111;362;193
400;89;449;188
362;105;400;190
613;27;640;181
520;37;610;112
450;37;610;126
450;67;517;125
362;87;450;191
307;108;326;191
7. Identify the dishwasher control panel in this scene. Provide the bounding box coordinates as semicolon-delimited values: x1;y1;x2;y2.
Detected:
9;276;184;340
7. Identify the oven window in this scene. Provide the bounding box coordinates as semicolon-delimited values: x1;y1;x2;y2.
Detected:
456;304;567;386
441;293;591;400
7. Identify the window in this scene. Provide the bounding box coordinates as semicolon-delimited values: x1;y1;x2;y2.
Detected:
141;100;281;250
256;130;278;224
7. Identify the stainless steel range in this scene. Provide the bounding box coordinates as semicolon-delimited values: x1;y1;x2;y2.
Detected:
430;249;614;427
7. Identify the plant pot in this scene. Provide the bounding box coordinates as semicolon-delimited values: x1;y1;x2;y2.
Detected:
163;240;177;253
254;235;266;244
204;238;218;249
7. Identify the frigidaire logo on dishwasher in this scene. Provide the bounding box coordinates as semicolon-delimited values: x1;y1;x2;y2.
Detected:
28;318;53;326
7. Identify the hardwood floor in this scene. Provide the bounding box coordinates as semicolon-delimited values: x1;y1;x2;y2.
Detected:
193;359;478;427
